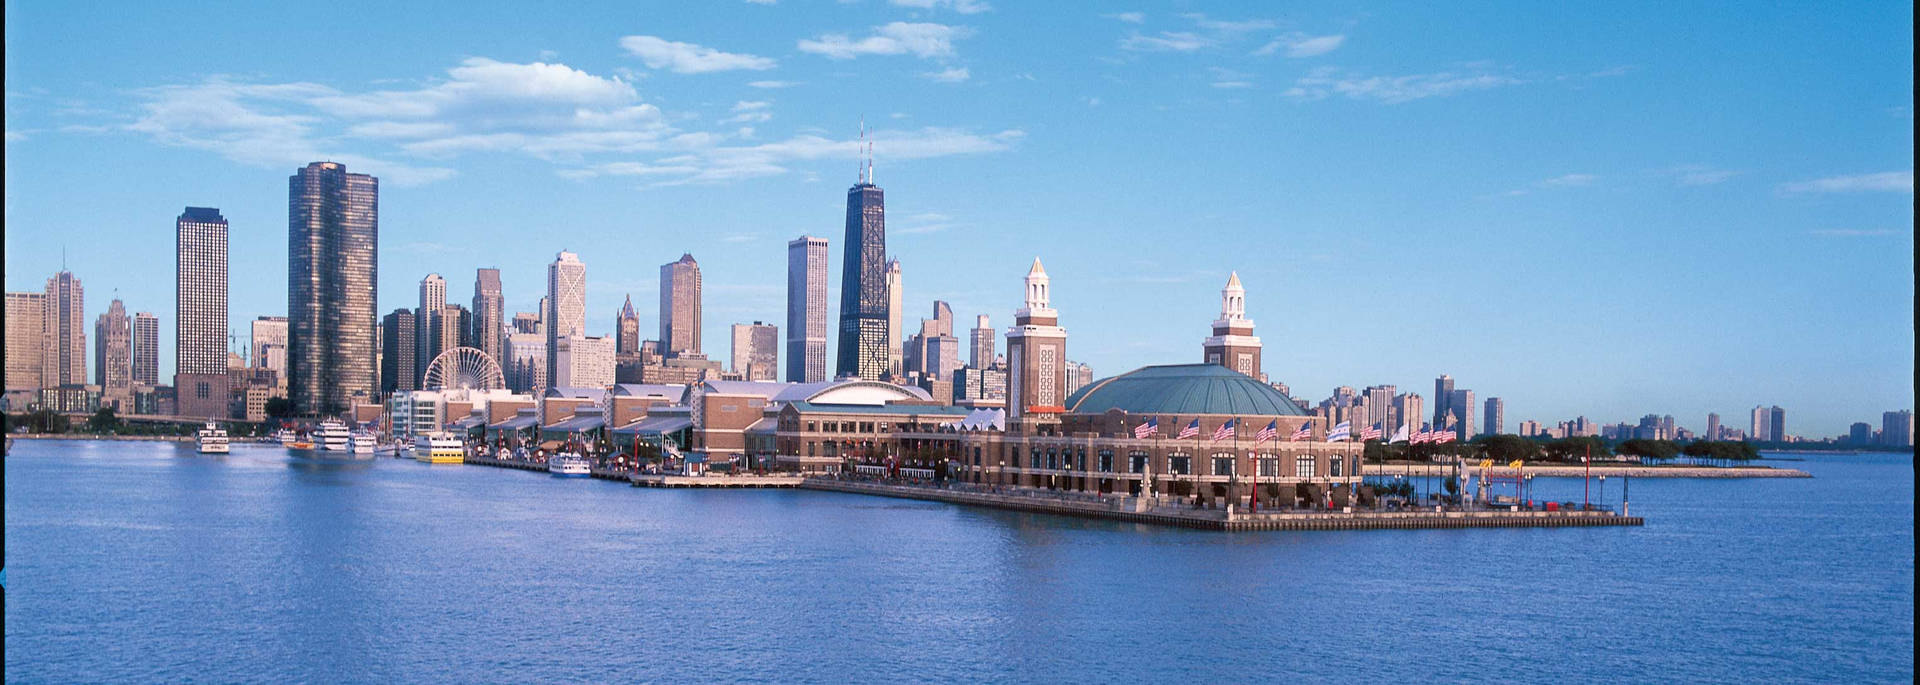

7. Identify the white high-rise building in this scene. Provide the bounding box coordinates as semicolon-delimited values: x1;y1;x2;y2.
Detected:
554;334;614;389
416;273;446;385
885;259;903;378
545;251;586;391
785;235;829;383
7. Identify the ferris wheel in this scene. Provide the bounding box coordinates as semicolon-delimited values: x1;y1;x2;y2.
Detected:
423;347;505;392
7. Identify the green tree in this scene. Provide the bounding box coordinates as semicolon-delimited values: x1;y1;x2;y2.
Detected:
264;397;295;420
1544;436;1609;462
1479;434;1542;463
87;406;121;433
1617;439;1680;463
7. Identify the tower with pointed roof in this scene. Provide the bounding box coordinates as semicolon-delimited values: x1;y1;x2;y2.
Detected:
1006;258;1068;419
1202;272;1261;379
615;294;640;355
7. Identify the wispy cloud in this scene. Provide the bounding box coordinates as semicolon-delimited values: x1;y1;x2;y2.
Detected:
1779;170;1913;194
1253;33;1346;58
1181;13;1276;34
1284;66;1523;104
1810;229;1901;237
889;0;991;13
1662;164;1742;186
563;127;1024;186
747;80;802;89
1120;31;1210;52
1538;173;1598;188
619;36;776;73
922;67;971;83
1102;12;1144;24
799;22;971;60
722;100;772;124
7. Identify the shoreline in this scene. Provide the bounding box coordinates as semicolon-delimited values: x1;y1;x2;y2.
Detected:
13;433;195;443
1365;462;1810;478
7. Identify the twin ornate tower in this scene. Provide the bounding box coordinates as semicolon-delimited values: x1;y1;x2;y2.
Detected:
1007;258;1068;419
1202;272;1262;379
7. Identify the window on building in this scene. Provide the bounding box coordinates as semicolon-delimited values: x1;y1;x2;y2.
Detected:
1296;456;1316;478
1129;451;1149;473
1331;456;1344;477
1046;449;1057;470
806;421;816;432
1029;448;1041;469
1169;455;1191;475
1258;455;1279;477
1212;455;1235;476
859;421;873;433
1098;449;1114;472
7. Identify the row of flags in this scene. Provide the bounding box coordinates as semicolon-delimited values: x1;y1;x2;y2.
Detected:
1130;417;1461;445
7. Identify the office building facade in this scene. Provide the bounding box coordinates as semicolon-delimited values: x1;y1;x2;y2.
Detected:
785;235;829;383
659;254;702;357
287;162;378;416
544;251;585;393
731;322;779;381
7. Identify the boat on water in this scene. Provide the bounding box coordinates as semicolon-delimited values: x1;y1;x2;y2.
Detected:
196;422;230;454
414;432;465;464
314;420;352;451
548;451;592;477
350;432;377;455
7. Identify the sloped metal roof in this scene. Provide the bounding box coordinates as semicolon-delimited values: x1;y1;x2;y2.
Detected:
1063;363;1308;417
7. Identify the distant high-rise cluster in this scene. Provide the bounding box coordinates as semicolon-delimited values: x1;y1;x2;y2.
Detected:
287;161;378;416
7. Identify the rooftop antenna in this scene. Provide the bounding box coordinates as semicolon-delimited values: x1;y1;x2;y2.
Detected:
858;116;867;184
867;139;875;185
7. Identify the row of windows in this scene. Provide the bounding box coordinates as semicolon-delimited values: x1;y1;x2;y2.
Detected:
1006;447;1344;477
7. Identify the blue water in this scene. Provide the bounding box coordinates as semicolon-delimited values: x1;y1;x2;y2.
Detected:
6;440;1913;683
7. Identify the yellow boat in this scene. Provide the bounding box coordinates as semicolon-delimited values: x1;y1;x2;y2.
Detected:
414;432;465;464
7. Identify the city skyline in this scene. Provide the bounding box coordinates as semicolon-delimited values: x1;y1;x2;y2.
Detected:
2;2;1912;434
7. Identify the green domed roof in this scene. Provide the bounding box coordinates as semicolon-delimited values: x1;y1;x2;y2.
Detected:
1064;364;1308;417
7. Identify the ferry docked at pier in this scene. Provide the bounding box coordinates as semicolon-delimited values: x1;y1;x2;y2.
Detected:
414;432;465;464
196;422;230;454
314;420;352;451
350;432;377;455
548;451;592;477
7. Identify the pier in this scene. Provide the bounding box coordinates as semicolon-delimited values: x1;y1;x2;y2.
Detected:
631;474;804;488
800;479;1642;531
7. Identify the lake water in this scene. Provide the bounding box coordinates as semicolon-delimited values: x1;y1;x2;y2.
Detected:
5;440;1913;683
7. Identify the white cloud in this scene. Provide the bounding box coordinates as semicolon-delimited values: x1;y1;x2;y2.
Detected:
747;80;802;89
1120;31;1210;52
1284;66;1523;103
1663;164;1741;186
1102;12;1144;23
1779;170;1913;194
723;100;773;123
890;0;991;13
798;22;971;60
1537;173;1597;188
923;67;971;83
566;127;1023;186
619;35;776;73
1182;14;1276;33
1254;33;1346;58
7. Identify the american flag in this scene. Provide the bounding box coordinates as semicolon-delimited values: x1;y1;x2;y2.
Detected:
1361;423;1383;441
1434;427;1456;444
1134;417;1159;439
1290;421;1313;441
1326;421;1351;442
1411;423;1432;444
1254;420;1278;444
1176;419;1200;440
1211;418;1236;442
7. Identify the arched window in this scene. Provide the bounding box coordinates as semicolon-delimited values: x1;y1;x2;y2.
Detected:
1210;452;1235;476
1128;451;1149;473
1097;449;1115;472
1168;453;1192;475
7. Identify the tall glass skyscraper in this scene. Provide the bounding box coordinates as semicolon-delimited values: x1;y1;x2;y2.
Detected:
471;268;505;367
288;162;377;416
659;253;702;357
44;271;86;388
786;235;828;383
836;180;888;380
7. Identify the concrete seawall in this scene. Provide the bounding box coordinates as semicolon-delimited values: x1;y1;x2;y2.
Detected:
801;479;1643;531
1365;463;1811;478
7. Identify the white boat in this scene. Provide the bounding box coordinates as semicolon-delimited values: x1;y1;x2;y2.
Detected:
196;422;230;454
314;420;351;451
350;432;377;454
270;429;296;445
548;451;592;477
414;432;465;464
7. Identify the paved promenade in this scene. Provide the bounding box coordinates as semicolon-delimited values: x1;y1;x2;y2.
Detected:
1366;462;1811;478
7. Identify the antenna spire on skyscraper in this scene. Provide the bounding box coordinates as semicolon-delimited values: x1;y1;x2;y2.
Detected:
858;116;867;184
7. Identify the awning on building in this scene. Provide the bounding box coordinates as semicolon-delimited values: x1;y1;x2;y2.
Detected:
743;417;779;435
546;412;607;433
612;414;694;436
449;414;487;430
489;413;541;431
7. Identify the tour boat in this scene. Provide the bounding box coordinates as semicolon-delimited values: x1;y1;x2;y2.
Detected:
196;422;230;454
350;432;377;455
414;432;465;464
548;451;592;477
314;420;352;451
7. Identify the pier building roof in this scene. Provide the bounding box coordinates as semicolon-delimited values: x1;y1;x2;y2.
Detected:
1063;363;1308;417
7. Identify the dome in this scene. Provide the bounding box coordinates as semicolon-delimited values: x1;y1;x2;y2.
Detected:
1063;364;1307;417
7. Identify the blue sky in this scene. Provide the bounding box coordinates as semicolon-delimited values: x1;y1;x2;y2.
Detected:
4;1;1912;437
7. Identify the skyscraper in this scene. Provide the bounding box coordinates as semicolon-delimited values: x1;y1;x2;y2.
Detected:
616;294;640;356
6;292;47;394
176;206;230;418
659;254;702;356
249;315;289;380
731;321;779;381
43;271;86;388
1363;385;1399;434
836;174;889;380
1394;393;1424;436
1007;259;1067;419
545;251;585;393
1432;374;1454;427
1749;406;1770;443
1201;272;1261;378
379;309;416;394
1484;396;1504;436
1882;410;1913;447
1768;406;1785;442
288;162;378;416
1707;412;1721;441
94;298;132;408
1849;422;1873;445
132;311;159;386
416;273;446;384
969;314;994;369
786;235;829;383
1448;388;1476;440
472;268;505;366
885;259;903;378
